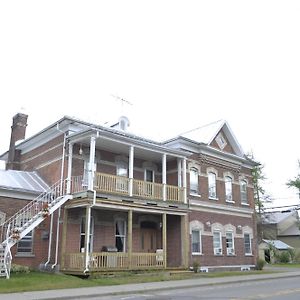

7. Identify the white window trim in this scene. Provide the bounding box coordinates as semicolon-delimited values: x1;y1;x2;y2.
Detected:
191;229;202;255
225;231;235;256
225;176;234;203
213;230;222;255
189;167;199;196
244;232;252;255
240;179;248;205
115;218;127;252
208;172;218;200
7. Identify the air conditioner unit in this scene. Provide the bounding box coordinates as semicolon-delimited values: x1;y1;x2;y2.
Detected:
214;248;222;255
227;248;235;255
210;192;216;198
226;194;232;201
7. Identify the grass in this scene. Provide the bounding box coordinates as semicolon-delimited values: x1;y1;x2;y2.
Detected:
0;268;281;294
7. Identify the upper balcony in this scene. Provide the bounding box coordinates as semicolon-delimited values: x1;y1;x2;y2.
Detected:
66;127;187;205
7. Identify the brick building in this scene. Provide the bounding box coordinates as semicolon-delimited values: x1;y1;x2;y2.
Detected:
0;113;257;277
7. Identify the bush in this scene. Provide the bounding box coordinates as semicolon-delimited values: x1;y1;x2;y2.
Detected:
277;251;290;263
192;261;200;273
256;259;265;270
11;264;31;274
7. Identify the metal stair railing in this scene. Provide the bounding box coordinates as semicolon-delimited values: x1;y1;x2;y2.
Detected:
0;178;70;246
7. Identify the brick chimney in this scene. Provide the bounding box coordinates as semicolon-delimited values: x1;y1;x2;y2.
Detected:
6;113;28;170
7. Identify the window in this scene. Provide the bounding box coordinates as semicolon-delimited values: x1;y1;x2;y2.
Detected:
240;180;248;204
225;176;233;202
226;231;235;255
213;231;222;255
191;229;202;254
116;163;128;192
244;233;252;255
208;172;217;199
80;216;94;252
115;219;126;252
145;169;154;182
190;168;199;194
216;133;227;150
17;231;33;254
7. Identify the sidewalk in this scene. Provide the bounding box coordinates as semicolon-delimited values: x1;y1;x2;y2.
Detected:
2;269;300;300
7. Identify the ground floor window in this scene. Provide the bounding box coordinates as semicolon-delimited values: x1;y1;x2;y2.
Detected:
213;231;222;255
191;229;202;254
226;231;235;255
244;233;252;255
115;219;126;252
17;230;33;254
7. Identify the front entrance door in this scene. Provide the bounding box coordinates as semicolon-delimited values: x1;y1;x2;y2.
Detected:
141;228;157;253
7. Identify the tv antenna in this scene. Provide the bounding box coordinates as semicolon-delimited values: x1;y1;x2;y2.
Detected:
111;94;133;112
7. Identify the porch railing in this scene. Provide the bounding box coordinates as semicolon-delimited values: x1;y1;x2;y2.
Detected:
62;252;164;271
93;172;184;202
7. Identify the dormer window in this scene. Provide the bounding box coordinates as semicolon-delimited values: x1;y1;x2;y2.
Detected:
216;133;227;150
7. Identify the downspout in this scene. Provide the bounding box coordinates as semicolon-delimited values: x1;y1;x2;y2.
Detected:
51;124;67;270
43;213;54;268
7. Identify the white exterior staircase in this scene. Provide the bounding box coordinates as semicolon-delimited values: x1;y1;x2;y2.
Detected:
0;178;73;279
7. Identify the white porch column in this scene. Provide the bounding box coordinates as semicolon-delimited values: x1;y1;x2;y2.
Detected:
129;146;134;197
162;153;167;201
84;205;91;271
182;158;187;204
67;143;73;194
88;136;96;191
177;158;182;188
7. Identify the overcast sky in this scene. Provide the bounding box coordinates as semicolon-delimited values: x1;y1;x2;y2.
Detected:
1;1;300;208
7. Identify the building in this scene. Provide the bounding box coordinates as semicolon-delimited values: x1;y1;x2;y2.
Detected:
0;113;257;278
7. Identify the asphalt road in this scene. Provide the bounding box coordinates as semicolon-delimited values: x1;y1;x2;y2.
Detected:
84;276;300;300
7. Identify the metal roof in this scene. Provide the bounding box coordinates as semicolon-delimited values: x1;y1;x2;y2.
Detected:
0;170;49;194
262;239;293;250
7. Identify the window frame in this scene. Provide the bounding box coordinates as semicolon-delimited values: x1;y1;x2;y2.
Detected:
213;230;222;255
226;231;235;255
115;219;127;252
208;172;217;199
189;167;199;195
225;176;233;202
240;179;248;205
244;232;252;255
80;216;94;253
191;229;202;255
17;230;34;255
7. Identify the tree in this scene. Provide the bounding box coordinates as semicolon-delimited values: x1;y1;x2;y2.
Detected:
286;160;300;197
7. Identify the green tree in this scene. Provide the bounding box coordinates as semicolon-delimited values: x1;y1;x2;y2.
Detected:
286;160;300;196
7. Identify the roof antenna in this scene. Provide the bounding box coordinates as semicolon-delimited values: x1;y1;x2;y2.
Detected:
110;94;133;114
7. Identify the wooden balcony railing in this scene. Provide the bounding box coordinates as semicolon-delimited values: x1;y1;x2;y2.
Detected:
93;172;184;202
62;252;164;271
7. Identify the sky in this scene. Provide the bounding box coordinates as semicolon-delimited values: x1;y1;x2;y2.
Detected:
0;1;300;208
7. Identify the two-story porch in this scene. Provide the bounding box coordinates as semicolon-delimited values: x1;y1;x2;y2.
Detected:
60;127;189;274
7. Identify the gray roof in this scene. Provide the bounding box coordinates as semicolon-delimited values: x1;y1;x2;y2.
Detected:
262;239;293;250
262;211;295;224
0;170;49;194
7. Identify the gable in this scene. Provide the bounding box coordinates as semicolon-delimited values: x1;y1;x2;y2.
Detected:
210;129;236;154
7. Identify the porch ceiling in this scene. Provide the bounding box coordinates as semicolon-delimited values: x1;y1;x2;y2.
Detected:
79;136;176;162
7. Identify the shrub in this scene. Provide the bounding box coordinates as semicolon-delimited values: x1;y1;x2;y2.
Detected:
256;259;265;270
278;251;290;263
11;264;31;274
192;261;200;273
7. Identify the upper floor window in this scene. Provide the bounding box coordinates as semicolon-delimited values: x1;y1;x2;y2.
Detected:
208;172;217;199
225;176;233;202
240;180;248;204
191;229;202;254
190;168;199;194
213;230;222;255
226;231;235;255
116;163;128;177
244;233;252;255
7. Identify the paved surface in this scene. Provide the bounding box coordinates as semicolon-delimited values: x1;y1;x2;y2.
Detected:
2;268;300;300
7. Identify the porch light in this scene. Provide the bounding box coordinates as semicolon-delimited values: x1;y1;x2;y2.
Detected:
79;144;83;155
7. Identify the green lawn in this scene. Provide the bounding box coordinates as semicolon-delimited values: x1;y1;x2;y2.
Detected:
0;269;276;294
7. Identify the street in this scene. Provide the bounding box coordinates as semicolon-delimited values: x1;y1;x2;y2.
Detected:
83;276;300;300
